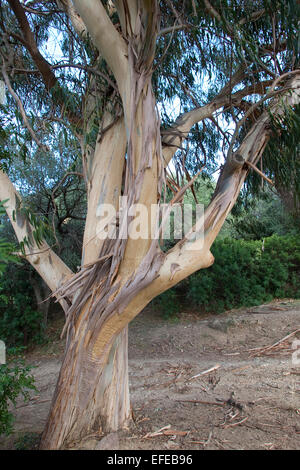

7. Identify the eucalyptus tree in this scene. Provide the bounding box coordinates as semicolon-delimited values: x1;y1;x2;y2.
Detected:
0;0;299;449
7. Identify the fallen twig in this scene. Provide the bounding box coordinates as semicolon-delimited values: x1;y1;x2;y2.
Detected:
189;364;221;380
221;416;249;429
142;425;188;439
175;399;225;406
142;425;171;439
163;429;188;437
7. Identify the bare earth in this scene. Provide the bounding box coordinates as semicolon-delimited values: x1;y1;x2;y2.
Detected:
1;300;300;450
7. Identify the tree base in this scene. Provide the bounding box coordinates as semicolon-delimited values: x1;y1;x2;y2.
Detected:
40;327;130;450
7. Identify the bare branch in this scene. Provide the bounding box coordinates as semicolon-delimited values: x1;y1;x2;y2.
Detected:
1;60;48;151
245;161;274;186
158;23;191;36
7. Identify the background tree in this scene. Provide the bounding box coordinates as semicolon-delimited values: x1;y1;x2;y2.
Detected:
0;0;299;449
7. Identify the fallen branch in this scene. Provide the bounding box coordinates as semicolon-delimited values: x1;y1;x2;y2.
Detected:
248;328;300;357
163;429;188;437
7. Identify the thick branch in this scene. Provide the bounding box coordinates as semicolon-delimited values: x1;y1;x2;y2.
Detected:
8;0;56;88
72;0;128;97
57;0;88;38
113;0;139;37
82;113;126;264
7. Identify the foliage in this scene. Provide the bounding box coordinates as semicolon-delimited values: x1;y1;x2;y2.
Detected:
152;289;180;319
0;198;46;348
0;357;36;436
220;190;300;240
14;431;41;450
0;201;37;438
0;263;46;347
188;235;300;313
0;200;16;273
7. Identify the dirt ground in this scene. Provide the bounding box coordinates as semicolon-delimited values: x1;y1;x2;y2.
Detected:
1;300;300;450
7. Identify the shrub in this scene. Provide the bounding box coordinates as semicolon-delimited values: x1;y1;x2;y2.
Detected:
0;358;36;436
187;235;300;313
152;289;180;319
0;263;46;347
14;432;41;450
0;200;45;347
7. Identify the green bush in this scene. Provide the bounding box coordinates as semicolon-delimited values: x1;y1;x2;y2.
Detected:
14;431;41;450
0;200;45;347
0;358;36;436
187;235;300;313
0;201;37;437
0;263;46;347
152;289;180;319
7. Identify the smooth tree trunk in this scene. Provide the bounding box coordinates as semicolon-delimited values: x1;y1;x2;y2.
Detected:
40;324;130;449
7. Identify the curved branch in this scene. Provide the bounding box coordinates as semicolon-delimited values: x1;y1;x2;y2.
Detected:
161;77;273;167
